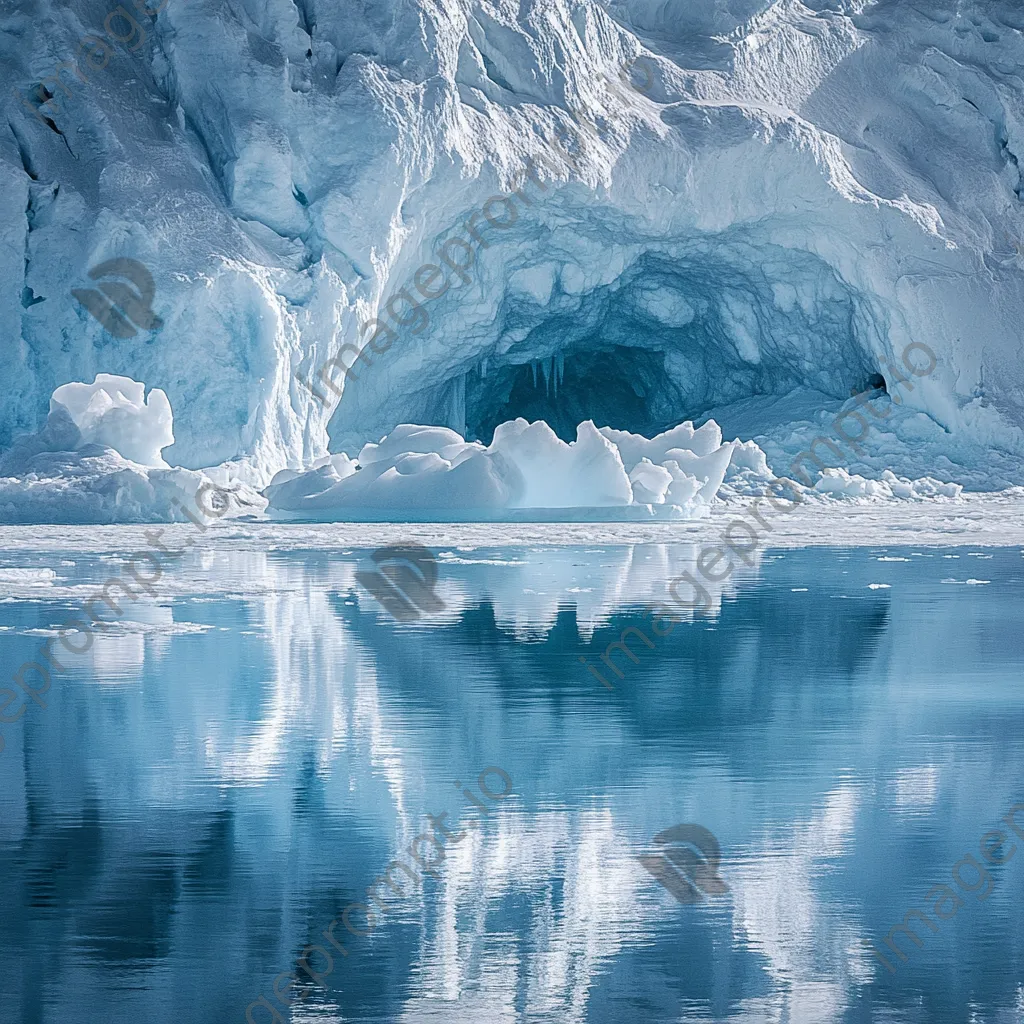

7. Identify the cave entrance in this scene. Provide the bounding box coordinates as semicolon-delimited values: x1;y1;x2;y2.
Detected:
327;242;889;456
464;345;673;443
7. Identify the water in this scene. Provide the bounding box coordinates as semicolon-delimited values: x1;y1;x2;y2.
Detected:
0;541;1022;1024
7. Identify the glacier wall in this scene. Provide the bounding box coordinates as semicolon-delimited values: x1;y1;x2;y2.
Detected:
2;0;1024;492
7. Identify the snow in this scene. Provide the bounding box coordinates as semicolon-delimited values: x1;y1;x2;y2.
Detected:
0;493;1022;570
2;0;1024;521
266;410;972;522
813;468;962;501
0;373;987;522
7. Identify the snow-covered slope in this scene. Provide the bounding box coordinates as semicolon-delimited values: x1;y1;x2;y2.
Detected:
2;0;1023;519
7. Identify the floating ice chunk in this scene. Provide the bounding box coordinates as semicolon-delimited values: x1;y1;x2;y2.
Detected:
0;568;57;584
813;468;964;500
662;461;703;508
263;413;781;521
879;470;916;499
729;439;771;477
811;468;962;501
264;454;357;509
263;417;727;520
814;468;893;498
662;444;735;502
258;409;966;524
0;374;264;523
267;438;512;516
597;420;744;503
902;474;963;499
50;374;174;468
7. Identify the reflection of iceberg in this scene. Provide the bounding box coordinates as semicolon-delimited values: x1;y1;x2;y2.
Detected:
2;547;1023;1024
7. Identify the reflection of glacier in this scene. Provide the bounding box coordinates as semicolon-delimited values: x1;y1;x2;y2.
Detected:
2;546;1024;1022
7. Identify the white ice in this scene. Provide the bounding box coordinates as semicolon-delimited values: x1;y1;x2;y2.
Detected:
3;0;1024;522
264;411;971;523
0;374;264;524
0;372;996;522
50;374;173;468
2;0;1024;505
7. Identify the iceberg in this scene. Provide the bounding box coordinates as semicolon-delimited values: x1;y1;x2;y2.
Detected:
48;374;173;469
0;374;264;524
0;370;976;522
263;418;727;521
263;412;968;522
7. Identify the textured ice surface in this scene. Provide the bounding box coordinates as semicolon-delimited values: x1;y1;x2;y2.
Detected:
264;416;727;520
2;0;1024;521
50;374;172;468
0;374;985;522
2;491;1023;567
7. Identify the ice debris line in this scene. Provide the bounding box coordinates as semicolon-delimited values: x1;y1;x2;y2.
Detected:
264;419;961;521
0;374;974;522
0;375;963;523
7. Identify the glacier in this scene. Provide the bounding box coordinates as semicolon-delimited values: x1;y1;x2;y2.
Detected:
2;0;1024;521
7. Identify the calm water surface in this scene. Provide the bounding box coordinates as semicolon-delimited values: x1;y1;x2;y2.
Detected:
0;542;1022;1024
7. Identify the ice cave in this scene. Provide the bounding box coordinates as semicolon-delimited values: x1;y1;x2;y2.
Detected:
1;0;1023;520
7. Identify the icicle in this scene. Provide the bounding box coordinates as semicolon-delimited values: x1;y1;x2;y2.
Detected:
445;374;467;436
531;360;538;388
540;356;551;396
456;373;466;436
480;356;488;379
556;351;565;394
